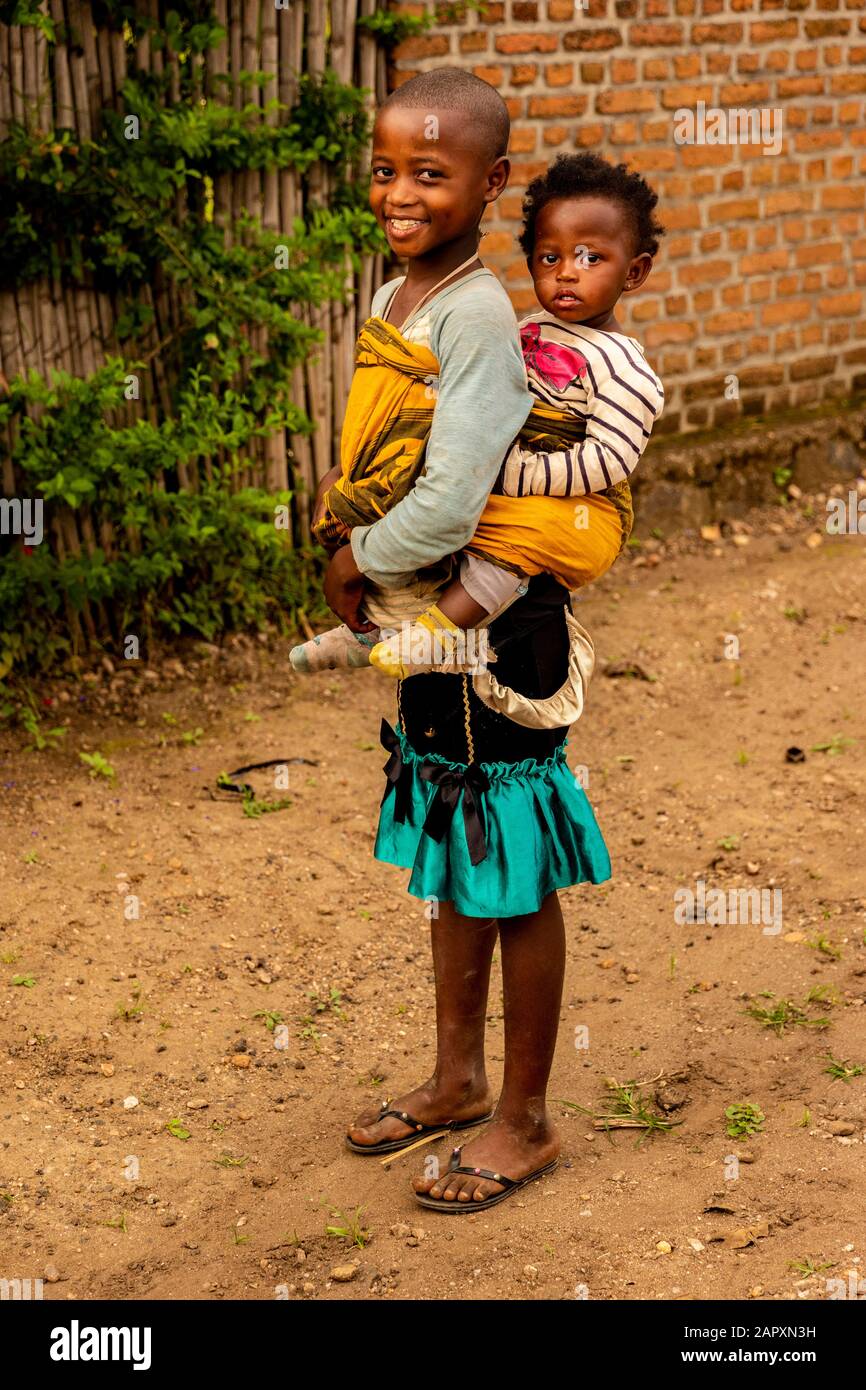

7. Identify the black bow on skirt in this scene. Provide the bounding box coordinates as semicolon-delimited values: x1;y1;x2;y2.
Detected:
379;719;491;866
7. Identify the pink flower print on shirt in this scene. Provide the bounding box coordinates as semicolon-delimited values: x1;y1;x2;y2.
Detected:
520;321;589;393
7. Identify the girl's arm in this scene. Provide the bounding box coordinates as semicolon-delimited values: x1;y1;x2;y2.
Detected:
348;282;532;588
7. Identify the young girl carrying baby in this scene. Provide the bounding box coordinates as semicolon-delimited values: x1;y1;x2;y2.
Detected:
301;70;665;1210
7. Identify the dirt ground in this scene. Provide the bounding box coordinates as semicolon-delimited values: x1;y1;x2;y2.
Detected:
2;486;865;1303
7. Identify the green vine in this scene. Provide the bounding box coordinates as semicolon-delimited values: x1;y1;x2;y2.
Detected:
0;5;392;684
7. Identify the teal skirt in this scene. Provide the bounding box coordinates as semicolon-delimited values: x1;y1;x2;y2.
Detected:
374;720;611;919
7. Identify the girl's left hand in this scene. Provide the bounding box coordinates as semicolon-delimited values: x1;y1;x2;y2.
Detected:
323;544;376;633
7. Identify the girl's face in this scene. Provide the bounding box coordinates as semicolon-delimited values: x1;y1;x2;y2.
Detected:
528;196;652;330
369;105;508;261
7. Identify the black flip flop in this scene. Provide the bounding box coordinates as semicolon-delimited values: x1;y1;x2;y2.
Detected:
414;1143;559;1212
345;1098;494;1156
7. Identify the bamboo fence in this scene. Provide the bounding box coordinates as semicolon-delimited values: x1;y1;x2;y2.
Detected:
0;0;388;546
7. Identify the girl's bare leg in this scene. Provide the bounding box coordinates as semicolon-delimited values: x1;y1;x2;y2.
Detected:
347;903;499;1146
412;891;564;1203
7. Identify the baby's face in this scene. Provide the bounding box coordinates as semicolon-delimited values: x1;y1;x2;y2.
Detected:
528;196;646;329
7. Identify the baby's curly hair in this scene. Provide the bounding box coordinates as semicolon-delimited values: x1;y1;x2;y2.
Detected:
519;153;665;260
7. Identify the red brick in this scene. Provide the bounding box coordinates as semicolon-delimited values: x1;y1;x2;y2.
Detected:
610;119;640;144
830;72;866;93
753;224;777;248
821;184;865;209
692;22;744;42
547;0;577;18
574;122;605;146
663;205;702;230
705;310;755;334
764;190;813;215
762;298;811;325
495;32;559;53
563;27;622;50
459;32;488;53
678;259;732;285
596;88;656;113
545;62;574;86
480;231;514;255
628;22;685;43
473;65;503;85
528;94;588;117
748;279;773;303
630;297;662;323
718;81;771;102
580;62;605;82
611;59;637;82
661;83;715;107
739;249;789;274
394;34;450;59
644;321;697;346
673;53;702;78
805;18;851;36
643;58;670;79
627;147;677;170
750;19;798;40
794;130;844;151
512;1;540;18
818;292;862;316
543;123;568;146
508;160;552;185
709;197;761;222
510;63;538;84
777;76;825;96
509;126;538;152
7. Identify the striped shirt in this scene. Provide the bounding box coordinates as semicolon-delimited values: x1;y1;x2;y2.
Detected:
496;313;664;497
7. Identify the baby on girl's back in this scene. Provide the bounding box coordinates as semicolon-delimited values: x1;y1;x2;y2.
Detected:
292;117;664;681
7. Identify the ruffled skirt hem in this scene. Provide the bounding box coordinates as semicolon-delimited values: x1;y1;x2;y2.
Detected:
374;725;611;919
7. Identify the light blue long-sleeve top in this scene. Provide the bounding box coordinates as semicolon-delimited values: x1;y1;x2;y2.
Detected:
348;268;533;589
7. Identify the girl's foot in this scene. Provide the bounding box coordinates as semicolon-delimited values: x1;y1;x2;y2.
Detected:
289;623;380;674
347;1078;494;1149
411;1113;560;1204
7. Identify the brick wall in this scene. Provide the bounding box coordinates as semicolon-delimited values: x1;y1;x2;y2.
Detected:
389;0;866;437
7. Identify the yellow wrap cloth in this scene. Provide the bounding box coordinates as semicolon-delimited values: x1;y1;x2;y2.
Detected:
313;317;632;592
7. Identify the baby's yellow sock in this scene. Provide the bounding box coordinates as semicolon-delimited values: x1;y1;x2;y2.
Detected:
369;604;461;679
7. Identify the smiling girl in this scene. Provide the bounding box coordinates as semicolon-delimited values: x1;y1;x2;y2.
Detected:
297;73;665;1211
